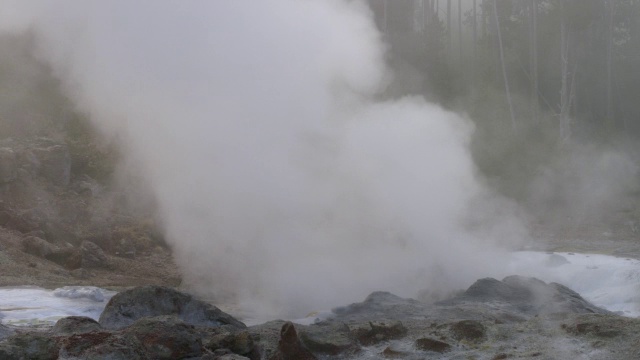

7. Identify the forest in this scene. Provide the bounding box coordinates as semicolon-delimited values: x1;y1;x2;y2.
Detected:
369;0;640;224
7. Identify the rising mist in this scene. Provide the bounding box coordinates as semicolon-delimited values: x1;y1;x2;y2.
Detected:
1;0;530;317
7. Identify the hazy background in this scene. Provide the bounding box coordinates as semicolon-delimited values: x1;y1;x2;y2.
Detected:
1;0;638;317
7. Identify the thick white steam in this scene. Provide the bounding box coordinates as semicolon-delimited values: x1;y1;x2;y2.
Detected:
2;0;526;317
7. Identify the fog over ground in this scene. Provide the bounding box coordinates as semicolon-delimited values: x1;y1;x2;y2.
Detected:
0;0;533;317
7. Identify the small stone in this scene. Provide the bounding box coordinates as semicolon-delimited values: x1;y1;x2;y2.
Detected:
348;320;407;346
415;337;452;353
269;321;316;360
52;316;102;335
450;320;486;343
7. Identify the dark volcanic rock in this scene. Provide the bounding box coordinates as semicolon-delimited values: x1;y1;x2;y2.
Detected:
46;246;82;270
269;321;316;360
80;240;109;268
299;322;358;355
58;331;145;360
22;236;56;258
248;320;287;360
440;275;610;316
0;332;58;360
203;327;255;356
414;337;452;353
333;291;427;318
52;316;101;336
208;354;251;360
21;236;82;269
380;346;411;358
6;276;640;360
450;320;486;343
348;320;408;346
99;285;246;330
122;316;203;359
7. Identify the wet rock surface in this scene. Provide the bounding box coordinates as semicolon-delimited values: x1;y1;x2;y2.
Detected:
2;279;640;359
98;285;246;330
51;316;101;336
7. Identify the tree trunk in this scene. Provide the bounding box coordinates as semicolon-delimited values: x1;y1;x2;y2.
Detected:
529;0;539;123
493;0;517;132
481;0;487;38
448;0;452;54
559;5;571;142
473;0;478;86
605;0;615;127
458;0;463;62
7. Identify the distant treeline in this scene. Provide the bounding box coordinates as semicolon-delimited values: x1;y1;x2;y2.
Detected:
369;0;640;141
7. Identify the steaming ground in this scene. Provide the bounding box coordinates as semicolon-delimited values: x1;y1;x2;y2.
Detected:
3;251;640;327
2;0;528;317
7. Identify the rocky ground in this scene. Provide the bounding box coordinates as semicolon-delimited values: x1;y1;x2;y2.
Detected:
0;136;181;291
3;135;640;359
3;277;640;359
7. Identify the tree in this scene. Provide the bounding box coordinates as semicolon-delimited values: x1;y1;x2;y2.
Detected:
493;0;517;131
529;0;539;123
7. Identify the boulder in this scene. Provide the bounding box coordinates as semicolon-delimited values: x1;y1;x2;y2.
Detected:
247;320;287;360
46;246;82;270
80;240;109;268
98;285;246;330
268;322;316;360
58;331;145;360
0;332;58;360
22;236;57;258
380;346;411;358
52;316;102;336
439;275;610;316
299;322;358;355
122;316;203;360
333;291;426;318
0;148;17;183
204;327;255;356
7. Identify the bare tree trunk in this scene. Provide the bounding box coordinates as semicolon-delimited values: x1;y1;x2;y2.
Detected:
559;6;571;142
473;0;478;87
447;0;452;54
413;0;424;33
605;0;615;127
529;0;539;123
458;0;463;62
423;0;427;28
493;0;517;131
481;0;487;38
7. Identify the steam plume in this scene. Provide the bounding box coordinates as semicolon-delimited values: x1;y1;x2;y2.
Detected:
1;0;526;317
